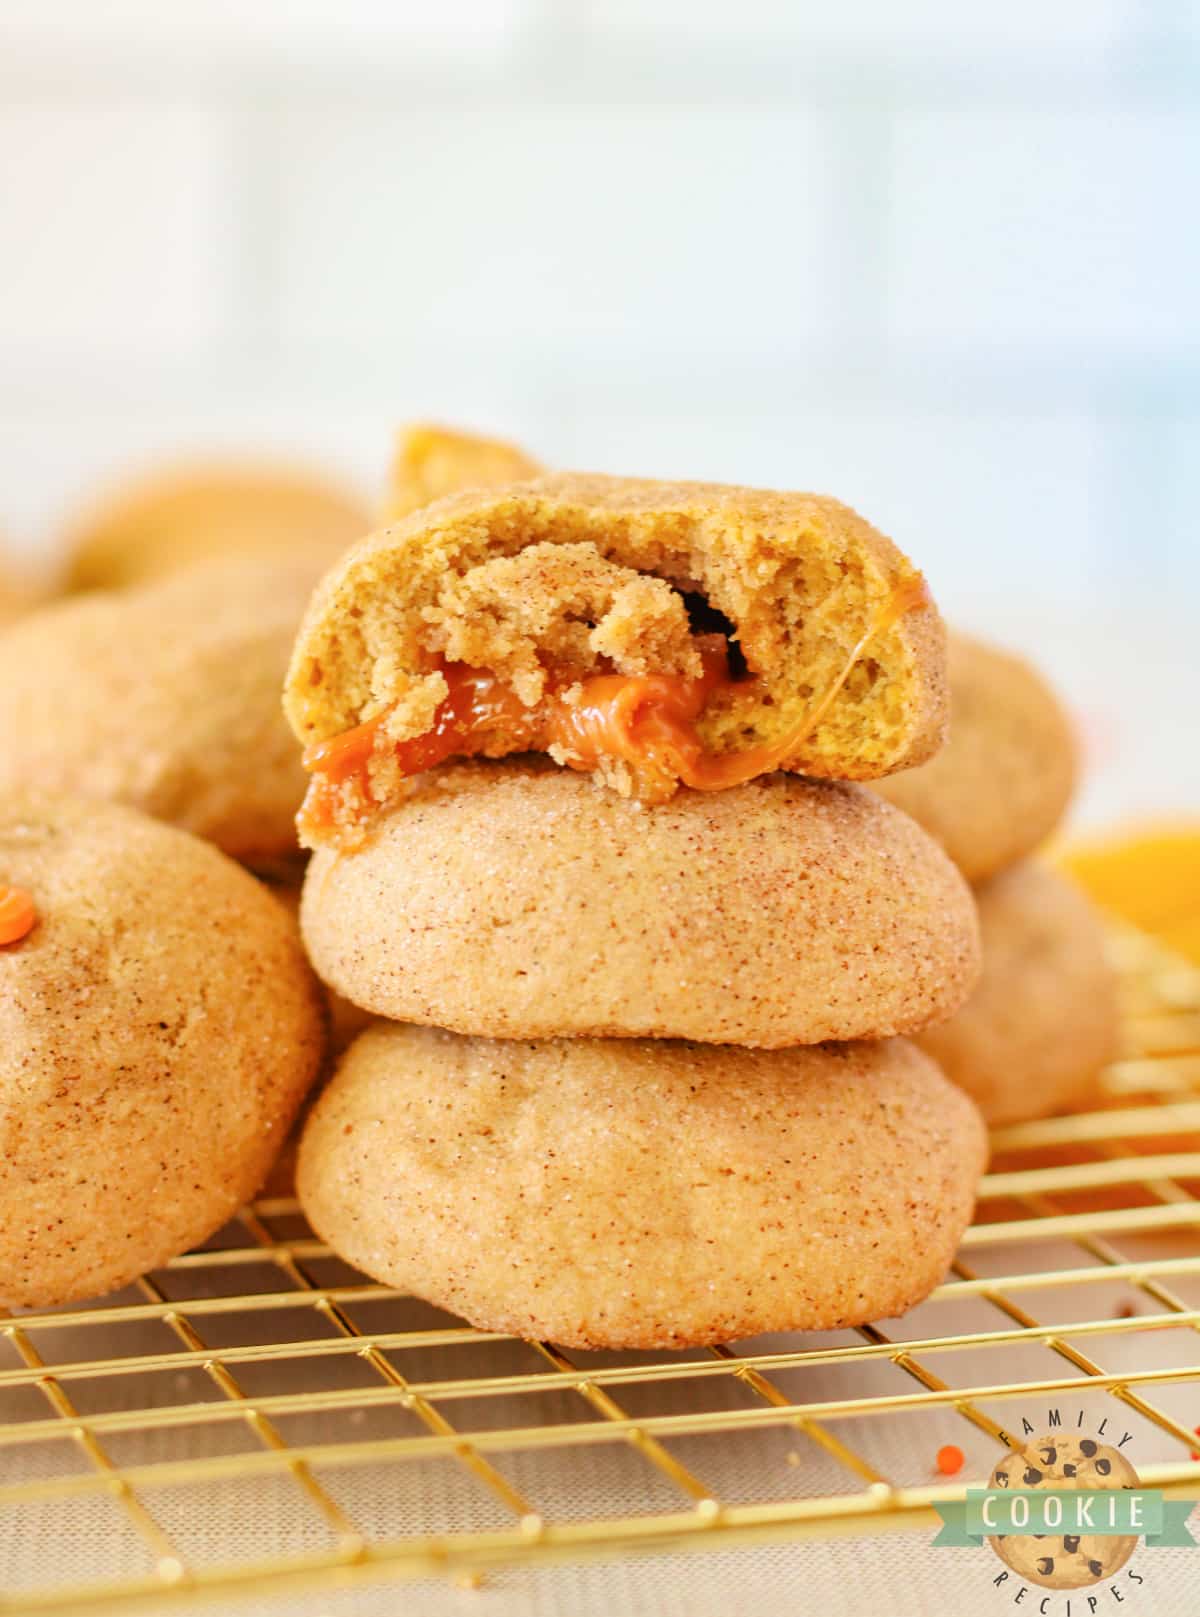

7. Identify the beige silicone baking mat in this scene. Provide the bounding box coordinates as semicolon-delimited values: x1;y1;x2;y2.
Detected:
2;922;1199;1615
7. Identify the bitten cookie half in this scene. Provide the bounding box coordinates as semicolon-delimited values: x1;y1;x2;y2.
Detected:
285;474;947;848
918;861;1119;1126
298;1025;987;1350
300;760;981;1046
0;554;324;863
0;795;326;1308
63;461;368;591
872;632;1077;883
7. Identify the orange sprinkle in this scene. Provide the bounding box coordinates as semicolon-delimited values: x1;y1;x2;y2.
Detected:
1191;1424;1200;1462
936;1444;965;1476
0;884;36;945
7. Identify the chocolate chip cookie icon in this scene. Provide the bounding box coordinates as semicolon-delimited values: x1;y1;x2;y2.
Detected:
988;1433;1139;1589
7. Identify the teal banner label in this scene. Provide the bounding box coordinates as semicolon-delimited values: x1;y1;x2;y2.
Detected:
932;1490;1196;1548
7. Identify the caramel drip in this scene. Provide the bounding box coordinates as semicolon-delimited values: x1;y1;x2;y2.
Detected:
300;573;930;835
301;666;538;832
671;570;931;792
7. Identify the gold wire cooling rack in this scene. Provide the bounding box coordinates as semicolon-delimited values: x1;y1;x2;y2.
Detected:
2;921;1200;1615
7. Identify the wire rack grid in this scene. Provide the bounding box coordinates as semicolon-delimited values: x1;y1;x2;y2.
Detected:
2;921;1199;1615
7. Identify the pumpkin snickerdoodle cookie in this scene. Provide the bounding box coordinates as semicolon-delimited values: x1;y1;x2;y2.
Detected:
0;795;325;1308
63;460;369;592
384;422;543;522
297;1025;986;1349
0;554;323;863
286;474;948;848
300;760;980;1047
872;632;1077;883
918;860;1118;1126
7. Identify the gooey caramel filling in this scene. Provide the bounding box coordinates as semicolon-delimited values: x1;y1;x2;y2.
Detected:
300;574;929;842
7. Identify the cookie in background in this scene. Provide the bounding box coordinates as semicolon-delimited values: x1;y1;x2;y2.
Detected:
872;631;1077;883
0;555;320;867
917;860;1119;1126
867;626;1120;1127
61;459;370;592
383;422;542;522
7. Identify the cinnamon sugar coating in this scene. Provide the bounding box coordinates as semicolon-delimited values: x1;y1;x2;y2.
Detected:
300;760;981;1046
0;555;324;862
298;1025;986;1349
0;795;325;1307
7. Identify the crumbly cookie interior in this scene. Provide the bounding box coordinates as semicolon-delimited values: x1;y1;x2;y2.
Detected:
290;481;940;848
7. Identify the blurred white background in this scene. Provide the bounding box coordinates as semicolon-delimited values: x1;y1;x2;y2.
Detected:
0;0;1196;823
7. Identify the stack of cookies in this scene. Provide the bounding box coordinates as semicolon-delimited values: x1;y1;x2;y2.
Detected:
874;634;1119;1126
288;474;988;1349
0;435;1104;1336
